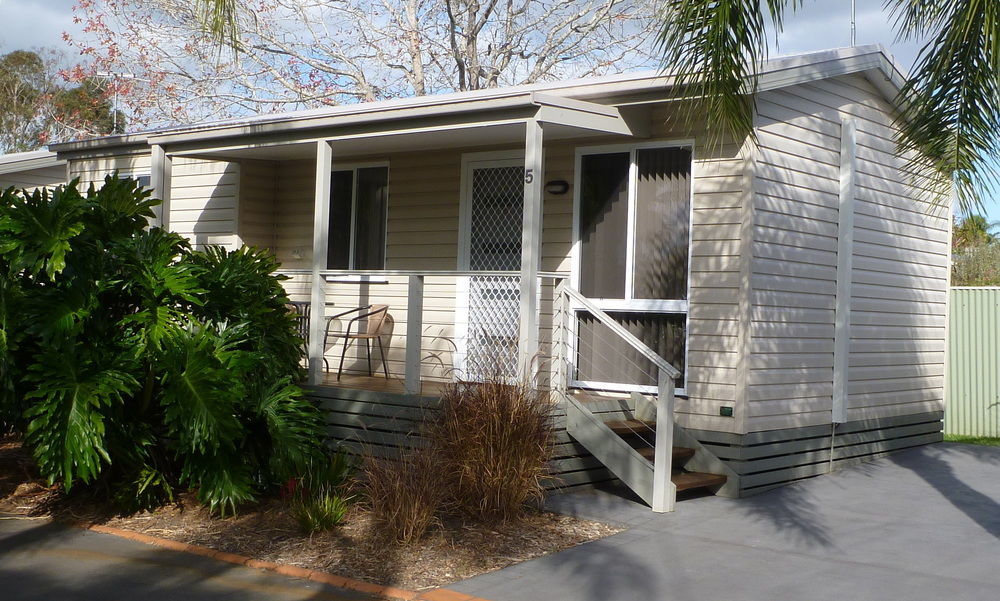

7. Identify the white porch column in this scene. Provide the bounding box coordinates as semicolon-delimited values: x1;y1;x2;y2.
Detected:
308;140;334;385
150;144;172;229
518;119;544;380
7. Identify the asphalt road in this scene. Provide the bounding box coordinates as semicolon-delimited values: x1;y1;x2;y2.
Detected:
0;517;371;601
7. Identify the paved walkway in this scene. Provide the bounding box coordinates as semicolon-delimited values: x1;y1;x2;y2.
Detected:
0;517;370;601
451;442;1000;601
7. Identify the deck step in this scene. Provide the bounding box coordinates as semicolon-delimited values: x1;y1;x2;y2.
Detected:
672;471;728;492
637;446;696;462
604;419;656;436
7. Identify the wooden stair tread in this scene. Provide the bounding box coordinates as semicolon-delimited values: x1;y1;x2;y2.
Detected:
637;446;696;462
672;471;728;492
604;419;656;436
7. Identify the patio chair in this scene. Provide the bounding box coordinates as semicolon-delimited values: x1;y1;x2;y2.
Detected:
325;304;392;380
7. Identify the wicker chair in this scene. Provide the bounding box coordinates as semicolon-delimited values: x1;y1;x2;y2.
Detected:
325;304;392;379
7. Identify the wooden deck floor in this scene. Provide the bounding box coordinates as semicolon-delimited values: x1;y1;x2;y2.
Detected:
316;372;450;397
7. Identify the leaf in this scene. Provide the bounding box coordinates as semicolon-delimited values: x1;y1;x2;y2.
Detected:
23;349;137;489
158;324;243;456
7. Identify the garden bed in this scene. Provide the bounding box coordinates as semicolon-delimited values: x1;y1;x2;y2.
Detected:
0;437;621;591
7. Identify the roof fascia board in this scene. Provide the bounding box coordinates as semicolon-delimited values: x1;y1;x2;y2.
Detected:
0;154;64;175
149;95;535;147
165;111;534;156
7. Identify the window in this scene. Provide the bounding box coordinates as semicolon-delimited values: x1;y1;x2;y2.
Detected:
575;145;692;391
326;165;389;269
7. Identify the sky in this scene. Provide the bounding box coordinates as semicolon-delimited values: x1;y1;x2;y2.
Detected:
0;0;994;218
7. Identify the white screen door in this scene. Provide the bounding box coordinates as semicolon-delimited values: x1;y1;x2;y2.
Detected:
458;157;524;381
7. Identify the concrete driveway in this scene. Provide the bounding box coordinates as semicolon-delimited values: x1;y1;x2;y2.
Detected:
0;516;370;601
451;442;1000;601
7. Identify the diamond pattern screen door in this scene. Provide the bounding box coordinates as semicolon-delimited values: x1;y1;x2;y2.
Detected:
457;157;524;381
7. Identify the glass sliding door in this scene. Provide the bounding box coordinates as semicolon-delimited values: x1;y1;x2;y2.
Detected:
573;145;692;393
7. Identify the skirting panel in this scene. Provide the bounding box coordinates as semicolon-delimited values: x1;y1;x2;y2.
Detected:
306;385;616;493
688;411;944;496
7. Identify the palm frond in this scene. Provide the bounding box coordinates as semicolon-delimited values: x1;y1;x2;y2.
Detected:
657;0;801;145
887;0;1000;211
195;0;242;51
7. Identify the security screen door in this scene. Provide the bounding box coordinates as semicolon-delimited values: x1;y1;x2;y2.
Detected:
459;158;524;381
573;146;691;393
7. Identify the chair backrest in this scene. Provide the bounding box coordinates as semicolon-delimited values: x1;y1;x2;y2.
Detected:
365;304;390;335
286;302;311;340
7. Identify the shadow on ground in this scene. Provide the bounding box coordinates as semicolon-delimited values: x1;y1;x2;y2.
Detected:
0;518;364;601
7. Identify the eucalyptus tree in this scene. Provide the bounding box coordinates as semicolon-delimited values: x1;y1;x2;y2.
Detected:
659;0;1000;211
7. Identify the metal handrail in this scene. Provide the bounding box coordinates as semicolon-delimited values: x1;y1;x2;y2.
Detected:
559;285;682;380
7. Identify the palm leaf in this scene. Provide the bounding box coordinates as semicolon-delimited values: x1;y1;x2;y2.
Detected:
657;0;802;146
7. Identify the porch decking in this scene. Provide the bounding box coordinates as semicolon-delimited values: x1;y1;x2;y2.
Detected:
315;372;449;398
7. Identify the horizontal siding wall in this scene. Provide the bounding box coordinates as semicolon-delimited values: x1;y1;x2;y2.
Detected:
69;153;151;187
238;159;277;251
946;288;1000;437
69;153;241;250
0;165;66;191
169;157;240;250
749;73;948;433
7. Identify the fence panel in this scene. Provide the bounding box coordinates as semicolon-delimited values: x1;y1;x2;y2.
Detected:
947;287;1000;437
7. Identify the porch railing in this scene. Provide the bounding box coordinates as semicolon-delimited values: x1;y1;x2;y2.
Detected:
551;280;682;513
276;269;567;394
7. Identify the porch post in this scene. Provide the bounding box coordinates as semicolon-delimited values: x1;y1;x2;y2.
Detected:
308;140;333;385
150;144;172;229
518;119;544;380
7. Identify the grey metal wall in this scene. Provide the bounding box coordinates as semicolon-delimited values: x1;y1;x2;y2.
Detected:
947;287;1000;437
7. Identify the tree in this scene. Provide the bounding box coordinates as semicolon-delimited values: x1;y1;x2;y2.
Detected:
0;49;123;153
658;1;1000;211
68;0;660;127
953;214;1000;251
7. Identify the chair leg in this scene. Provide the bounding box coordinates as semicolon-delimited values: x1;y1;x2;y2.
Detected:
338;338;352;381
365;338;373;377
377;336;389;378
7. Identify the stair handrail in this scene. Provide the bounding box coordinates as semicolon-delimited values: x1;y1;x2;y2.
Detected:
555;282;679;512
559;285;681;380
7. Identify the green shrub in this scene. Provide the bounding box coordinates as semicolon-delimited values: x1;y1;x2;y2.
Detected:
293;493;351;533
0;177;326;514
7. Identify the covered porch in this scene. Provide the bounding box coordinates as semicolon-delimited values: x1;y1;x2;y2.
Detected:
147;91;650;394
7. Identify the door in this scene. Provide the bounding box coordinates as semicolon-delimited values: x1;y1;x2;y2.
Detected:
458;156;525;381
572;145;691;394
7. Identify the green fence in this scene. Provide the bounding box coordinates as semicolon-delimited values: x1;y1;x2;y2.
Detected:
947;287;1000;437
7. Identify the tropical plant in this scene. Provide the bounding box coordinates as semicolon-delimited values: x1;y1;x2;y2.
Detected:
658;1;1000;211
0;176;326;514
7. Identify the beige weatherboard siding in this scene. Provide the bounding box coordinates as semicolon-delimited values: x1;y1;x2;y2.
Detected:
46;46;947;449
747;72;949;432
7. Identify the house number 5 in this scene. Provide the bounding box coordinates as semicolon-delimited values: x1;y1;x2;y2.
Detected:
524;169;534;184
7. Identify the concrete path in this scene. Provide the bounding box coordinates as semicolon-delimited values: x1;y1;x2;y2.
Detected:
451;442;1000;601
0;516;370;601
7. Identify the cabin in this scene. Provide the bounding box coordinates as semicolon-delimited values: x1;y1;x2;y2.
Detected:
47;45;950;510
0;150;67;192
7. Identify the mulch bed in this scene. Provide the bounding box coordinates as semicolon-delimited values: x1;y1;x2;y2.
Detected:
0;436;621;591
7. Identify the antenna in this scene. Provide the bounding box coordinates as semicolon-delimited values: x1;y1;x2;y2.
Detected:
851;0;857;45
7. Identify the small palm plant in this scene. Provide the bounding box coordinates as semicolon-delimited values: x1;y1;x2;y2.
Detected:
0;176;326;514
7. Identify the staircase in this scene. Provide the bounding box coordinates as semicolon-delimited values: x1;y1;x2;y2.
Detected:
603;418;728;493
553;283;736;512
